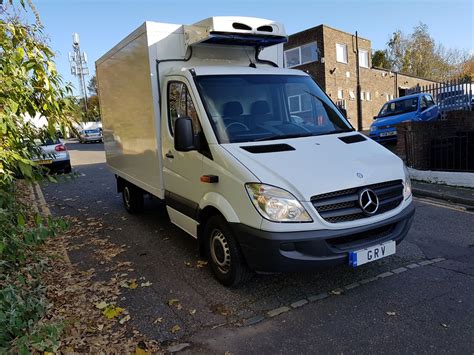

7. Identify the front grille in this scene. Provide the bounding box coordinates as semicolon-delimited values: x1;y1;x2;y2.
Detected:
311;180;404;223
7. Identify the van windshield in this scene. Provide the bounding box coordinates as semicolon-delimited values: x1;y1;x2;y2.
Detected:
194;75;353;143
378;97;418;118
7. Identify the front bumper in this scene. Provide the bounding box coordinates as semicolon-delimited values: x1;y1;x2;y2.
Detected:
231;203;415;272
81;136;103;142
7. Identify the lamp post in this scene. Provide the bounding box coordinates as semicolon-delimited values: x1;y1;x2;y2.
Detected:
69;33;89;113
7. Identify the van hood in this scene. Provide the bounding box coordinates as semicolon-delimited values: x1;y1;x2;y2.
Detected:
222;133;404;201
372;111;418;127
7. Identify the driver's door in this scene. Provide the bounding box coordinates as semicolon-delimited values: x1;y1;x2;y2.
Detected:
162;78;204;237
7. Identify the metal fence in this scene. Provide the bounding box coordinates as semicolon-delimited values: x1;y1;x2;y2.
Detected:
407;78;473;118
404;129;474;172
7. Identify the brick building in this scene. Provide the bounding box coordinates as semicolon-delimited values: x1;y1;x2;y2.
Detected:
284;25;438;129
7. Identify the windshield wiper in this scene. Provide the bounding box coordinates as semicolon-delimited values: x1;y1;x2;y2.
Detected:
254;133;313;142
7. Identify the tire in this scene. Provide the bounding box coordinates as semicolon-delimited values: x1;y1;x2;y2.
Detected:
205;215;253;287
63;163;72;174
122;182;144;214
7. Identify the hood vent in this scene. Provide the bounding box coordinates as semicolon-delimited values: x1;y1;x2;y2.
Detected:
338;134;367;144
241;143;295;153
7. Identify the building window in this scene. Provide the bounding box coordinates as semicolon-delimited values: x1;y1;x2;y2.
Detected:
349;90;356;100
359;50;369;68
288;93;312;113
284;42;318;68
360;91;365;101
337;89;344;100
284;48;300;68
336;43;348;64
366;91;371;101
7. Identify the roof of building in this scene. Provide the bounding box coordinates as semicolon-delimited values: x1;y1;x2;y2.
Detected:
288;24;370;43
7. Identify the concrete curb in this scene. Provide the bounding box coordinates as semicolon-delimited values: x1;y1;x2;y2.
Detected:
241;257;446;327
412;187;474;207
32;182;72;265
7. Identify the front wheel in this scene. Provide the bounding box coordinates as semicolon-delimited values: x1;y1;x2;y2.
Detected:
205;215;253;287
122;182;144;214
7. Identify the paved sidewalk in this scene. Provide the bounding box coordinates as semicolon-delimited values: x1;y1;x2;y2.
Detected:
412;180;474;207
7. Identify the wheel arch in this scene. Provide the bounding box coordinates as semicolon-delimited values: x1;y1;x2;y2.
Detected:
197;192;240;256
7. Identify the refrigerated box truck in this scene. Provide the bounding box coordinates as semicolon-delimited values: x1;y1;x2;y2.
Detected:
96;16;415;286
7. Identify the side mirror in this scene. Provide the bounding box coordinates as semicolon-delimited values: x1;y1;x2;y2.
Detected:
174;117;197;152
339;107;348;118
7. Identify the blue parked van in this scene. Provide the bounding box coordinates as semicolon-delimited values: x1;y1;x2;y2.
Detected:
370;93;440;143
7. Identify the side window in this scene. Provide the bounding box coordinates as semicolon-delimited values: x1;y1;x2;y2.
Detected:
425;95;435;107
420;96;428;110
167;81;202;135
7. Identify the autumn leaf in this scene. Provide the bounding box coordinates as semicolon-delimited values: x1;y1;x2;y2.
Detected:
386;311;397;316
119;314;131;324
153;317;163;324
141;281;152;287
103;305;125;319
170;325;181;333
189;309;196;315
196;260;208;268
95;301;108;309
168;298;179;306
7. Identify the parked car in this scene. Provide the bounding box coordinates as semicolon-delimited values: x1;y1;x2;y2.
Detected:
33;138;72;174
370;93;440;143
79;128;103;143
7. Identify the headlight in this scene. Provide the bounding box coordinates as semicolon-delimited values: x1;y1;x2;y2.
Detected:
370;126;377;132
403;165;412;199
245;183;312;222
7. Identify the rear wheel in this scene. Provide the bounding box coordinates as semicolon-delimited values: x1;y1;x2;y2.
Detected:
122;181;144;214
205;215;253;287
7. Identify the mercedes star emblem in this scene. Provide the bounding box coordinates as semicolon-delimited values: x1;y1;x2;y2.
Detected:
357;172;364;179
359;188;379;215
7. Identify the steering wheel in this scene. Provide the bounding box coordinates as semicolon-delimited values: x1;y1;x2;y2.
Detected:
225;122;249;132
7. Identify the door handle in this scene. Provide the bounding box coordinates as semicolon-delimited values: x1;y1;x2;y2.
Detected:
165;151;174;159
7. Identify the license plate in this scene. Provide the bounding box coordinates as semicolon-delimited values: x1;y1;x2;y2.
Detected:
37;159;53;165
349;240;396;267
380;131;396;137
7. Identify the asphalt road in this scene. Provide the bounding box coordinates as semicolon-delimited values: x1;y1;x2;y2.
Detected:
42;141;474;353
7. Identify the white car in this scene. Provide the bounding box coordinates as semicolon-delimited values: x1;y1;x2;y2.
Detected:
33;138;71;174
79;128;103;143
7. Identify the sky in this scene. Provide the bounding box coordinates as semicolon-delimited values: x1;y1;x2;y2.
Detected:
20;0;474;95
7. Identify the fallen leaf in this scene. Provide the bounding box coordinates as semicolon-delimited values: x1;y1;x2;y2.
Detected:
141;281;152;287
103;305;124;319
97;324;104;331
95;301;108;309
189;309;196;315
330;289;343;295
119;314;131;324
153;317;163;324
196;260;208;268
441;323;448;328
184;261;192;267
170;325;181;333
386;311;397;316
168;298;179;306
129;280;138;289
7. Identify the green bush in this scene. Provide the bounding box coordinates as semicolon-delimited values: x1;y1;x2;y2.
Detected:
1;1;74;352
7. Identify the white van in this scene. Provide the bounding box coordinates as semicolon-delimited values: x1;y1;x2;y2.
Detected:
96;17;415;286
